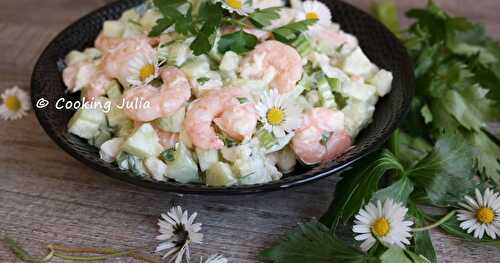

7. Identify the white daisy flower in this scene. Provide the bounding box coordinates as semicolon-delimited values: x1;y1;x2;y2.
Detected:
126;50;160;87
201;254;228;263
0;86;31;121
156;206;204;263
457;188;500;239
218;0;254;16
353;199;414;252
295;0;332;33
256;89;302;139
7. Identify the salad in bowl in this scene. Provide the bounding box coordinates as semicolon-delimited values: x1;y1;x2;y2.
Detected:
61;0;394;187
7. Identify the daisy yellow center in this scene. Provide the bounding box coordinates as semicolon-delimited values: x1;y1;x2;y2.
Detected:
225;0;242;9
372;218;390;237
476;207;495;224
139;64;155;81
267;107;285;126
306;11;320;20
5;96;21;111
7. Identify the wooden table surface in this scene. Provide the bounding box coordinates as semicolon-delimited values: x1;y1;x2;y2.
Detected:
1;1;499;262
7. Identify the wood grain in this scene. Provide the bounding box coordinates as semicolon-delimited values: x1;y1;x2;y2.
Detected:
1;1;499;262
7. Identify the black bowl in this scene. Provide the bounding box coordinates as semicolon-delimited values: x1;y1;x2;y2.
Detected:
31;0;414;194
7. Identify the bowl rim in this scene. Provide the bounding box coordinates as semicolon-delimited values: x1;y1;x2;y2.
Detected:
31;0;415;195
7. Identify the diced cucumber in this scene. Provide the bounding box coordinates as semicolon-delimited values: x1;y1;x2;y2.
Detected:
84;48;102;60
121;123;163;159
122;21;143;38
88;126;113;148
317;77;337;109
106;80;122;100
220;144;252;163
256;129;278;150
164;143;200;183
206;162;237;186
65;51;89;66
219;51;241;72
195;148;219;172
99;138;124;163
102;21;125;38
291;35;312;57
116;119;134;138
116;152;147;177
181;56;211;79
128;155;147;177
106;105;128;128
276;146;297;173
342;47;377;77
193;71;223;98
140;9;163;31
368;69;393;97
144;157;168;182
162;41;192;67
68;107;107;139
327;77;342;93
341;81;377;103
120;9;140;23
154;106;186;133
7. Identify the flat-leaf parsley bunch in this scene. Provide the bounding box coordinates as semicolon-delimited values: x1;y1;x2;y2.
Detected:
149;0;317;55
262;1;500;262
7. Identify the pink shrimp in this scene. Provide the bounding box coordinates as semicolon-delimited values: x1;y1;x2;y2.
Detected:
239;40;303;94
184;87;257;150
122;67;192;122
84;73;113;100
95;33;160;53
291;108;352;165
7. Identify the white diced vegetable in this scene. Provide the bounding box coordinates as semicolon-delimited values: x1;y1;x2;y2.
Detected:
65;51;89;66
368;69;393;97
341;81;378;103
276;146;297;173
220;51;241;73
68;107;107;139
121;123;164;159
120;9;140;23
99;138;124;163
181;56;211;79
102;21;125;38
206;162;237;186
195;148;219;172
342;47;377;77
144;157;168;182
83;48;102;60
140;9;163;31
155;106;186;133
163;143;200;183
342;99;376;137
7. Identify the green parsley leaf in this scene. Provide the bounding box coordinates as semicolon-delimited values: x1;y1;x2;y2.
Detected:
249;7;282;28
320;150;405;228
190;2;223;55
372;0;401;36
407;132;477;207
371;175;414;205
218;30;258;54
261;222;368;263
149;17;174;37
272;19;317;43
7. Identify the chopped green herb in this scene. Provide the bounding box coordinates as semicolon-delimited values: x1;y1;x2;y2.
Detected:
272;19;318;44
218;30;258;54
160;148;176;162
249;7;282;28
197;77;211;85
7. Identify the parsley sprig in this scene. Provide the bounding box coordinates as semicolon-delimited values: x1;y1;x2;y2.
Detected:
149;0;316;55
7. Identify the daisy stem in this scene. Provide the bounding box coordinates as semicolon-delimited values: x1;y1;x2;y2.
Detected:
51;250;136;261
412;210;457;232
47;244;161;263
2;236;54;262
